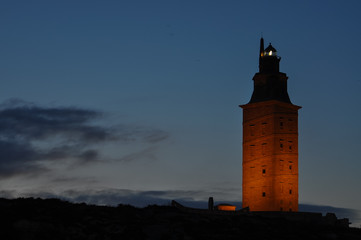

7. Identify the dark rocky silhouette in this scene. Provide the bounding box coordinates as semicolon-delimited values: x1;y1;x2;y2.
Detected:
0;198;360;240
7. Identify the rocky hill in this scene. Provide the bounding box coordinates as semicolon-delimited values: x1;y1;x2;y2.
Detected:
0;198;360;240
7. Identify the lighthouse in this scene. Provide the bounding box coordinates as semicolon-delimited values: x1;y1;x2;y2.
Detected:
240;38;301;212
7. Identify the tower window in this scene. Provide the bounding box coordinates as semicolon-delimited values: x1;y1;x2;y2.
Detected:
262;192;266;197
250;124;255;136
280;121;283;129
289;162;293;173
262;169;266;174
288;141;293;152
289;190;292;194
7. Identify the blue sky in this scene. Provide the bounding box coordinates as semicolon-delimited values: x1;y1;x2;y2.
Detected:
1;0;361;226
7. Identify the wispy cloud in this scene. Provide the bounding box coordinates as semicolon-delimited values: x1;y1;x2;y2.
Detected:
116;146;158;162
0;99;169;178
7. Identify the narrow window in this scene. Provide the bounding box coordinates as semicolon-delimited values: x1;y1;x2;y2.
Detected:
262;192;266;197
280;139;284;151
280;121;283;129
289;189;292;194
250;124;255;136
288;141;293;152
262;169;266;174
289;161;293;173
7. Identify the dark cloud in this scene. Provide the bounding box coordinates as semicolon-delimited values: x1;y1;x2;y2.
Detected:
0;140;46;177
0;99;169;178
76;150;99;163
0;101;109;142
0;190;16;199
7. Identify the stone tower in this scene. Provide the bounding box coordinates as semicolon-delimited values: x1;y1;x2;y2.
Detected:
240;38;301;212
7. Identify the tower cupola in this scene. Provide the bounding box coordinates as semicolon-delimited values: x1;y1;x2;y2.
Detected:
251;38;291;103
264;43;277;57
259;42;280;73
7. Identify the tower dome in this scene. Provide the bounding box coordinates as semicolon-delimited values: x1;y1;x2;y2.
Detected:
264;43;277;56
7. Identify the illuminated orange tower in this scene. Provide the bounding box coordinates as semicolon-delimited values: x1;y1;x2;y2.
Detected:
240;38;301;212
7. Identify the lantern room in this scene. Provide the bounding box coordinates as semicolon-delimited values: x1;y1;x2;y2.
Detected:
259;42;280;73
264;43;277;57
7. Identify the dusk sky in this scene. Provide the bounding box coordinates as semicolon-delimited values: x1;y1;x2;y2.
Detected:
1;0;361;225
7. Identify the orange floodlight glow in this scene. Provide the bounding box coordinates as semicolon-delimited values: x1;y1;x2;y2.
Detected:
217;205;236;211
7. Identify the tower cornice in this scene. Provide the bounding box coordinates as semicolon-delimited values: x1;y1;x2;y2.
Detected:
240;100;302;110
